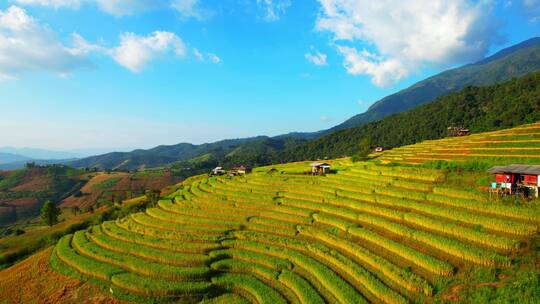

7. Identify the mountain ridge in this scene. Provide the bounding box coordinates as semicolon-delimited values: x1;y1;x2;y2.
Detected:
328;37;540;132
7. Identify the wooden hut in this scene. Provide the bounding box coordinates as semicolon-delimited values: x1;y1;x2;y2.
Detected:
488;164;540;198
230;165;251;176
447;126;470;137
310;162;331;175
210;166;226;176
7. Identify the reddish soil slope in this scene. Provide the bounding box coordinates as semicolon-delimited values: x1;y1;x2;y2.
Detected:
0;247;124;304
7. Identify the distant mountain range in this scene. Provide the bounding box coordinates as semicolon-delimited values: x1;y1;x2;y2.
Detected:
68;136;306;171
0;152;31;165
8;37;540;172
0;147;81;170
0;147;81;160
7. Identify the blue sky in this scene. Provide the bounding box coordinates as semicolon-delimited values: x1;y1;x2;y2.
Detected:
0;0;539;153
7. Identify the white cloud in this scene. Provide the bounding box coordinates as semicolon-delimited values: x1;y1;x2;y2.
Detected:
15;0;211;19
171;0;210;20
192;47;204;61
14;0;81;8
256;0;291;22
191;48;221;63
305;47;328;66
320;115;333;122
207;52;221;64
95;0;165;17
316;0;501;87
110;31;186;72
0;5;216;78
0;5;90;79
521;0;540;21
337;46;408;87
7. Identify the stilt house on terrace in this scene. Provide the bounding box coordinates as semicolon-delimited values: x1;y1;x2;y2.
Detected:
488;164;540;198
310;162;331;175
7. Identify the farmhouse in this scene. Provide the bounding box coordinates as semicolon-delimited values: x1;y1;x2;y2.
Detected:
210;166;226;176
488;164;540;198
447;126;470;137
230;165;251;176
310;162;331;175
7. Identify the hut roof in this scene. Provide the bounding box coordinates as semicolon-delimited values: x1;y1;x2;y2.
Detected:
310;162;330;167
487;164;540;175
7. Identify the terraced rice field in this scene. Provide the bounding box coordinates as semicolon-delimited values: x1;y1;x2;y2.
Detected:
375;121;540;164
51;158;540;303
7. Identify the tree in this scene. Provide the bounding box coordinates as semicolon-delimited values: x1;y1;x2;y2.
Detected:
145;189;161;207
352;138;372;162
40;200;61;226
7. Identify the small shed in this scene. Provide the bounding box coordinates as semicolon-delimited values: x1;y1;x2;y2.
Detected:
310;162;331;175
230;165;251;176
447;126;470;137
375;146;385;153
487;164;540;198
210;166;226;176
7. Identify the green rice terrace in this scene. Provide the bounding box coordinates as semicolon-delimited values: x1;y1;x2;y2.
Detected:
376;121;540;165
49;123;540;304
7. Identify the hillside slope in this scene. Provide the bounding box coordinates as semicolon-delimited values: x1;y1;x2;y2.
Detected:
330;37;540;131
0;247;123;303
377;121;540;165
0;165;85;227
49;132;540;302
280;71;540;161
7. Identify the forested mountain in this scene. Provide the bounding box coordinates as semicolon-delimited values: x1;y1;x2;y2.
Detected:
279;71;540;161
68;136;306;171
327;37;540;132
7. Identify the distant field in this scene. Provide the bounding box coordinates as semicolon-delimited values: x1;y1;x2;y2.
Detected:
61;171;180;210
375;122;540;165
50;154;540;303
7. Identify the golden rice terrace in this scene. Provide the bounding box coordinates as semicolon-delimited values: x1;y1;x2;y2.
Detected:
376;122;540;164
51;152;540;303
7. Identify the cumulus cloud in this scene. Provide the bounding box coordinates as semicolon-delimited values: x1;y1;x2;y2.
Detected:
305;47;328;66
0;5;90;79
316;0;501;87
110;31;186;72
0;5;218;78
256;0;291;22
171;0;211;20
